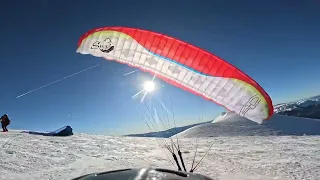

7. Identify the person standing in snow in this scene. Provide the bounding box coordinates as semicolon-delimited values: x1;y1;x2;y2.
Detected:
1;114;10;132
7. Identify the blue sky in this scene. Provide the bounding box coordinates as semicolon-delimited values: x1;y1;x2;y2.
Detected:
0;0;319;135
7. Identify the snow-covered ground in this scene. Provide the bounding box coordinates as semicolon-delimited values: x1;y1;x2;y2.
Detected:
175;112;320;138
1;130;320;180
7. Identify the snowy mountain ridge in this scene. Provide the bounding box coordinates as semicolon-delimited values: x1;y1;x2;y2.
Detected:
274;95;320;120
274;95;320;113
175;111;320;138
125;121;209;138
126;94;320;138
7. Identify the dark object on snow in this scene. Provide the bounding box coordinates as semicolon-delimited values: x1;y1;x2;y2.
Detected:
1;114;10;132
24;125;73;136
71;168;213;180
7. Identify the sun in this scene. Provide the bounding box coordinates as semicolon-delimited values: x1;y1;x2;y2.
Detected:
131;75;157;103
144;81;155;92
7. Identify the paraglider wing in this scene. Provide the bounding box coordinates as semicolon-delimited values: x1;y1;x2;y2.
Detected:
76;27;273;123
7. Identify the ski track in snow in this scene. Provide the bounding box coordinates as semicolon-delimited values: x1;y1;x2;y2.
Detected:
1;131;320;180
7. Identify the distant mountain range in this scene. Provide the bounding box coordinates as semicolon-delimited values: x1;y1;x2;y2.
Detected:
125;121;209;138
125;94;320;138
274;95;320;119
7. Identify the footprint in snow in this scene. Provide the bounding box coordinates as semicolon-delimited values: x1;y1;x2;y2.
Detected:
92;154;103;158
5;150;15;154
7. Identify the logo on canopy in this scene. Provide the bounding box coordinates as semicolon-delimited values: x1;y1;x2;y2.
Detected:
240;95;261;116
91;38;114;53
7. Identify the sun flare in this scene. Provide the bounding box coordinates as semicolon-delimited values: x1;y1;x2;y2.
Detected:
144;81;155;92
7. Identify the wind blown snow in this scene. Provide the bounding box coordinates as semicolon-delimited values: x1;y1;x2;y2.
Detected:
1;131;319;180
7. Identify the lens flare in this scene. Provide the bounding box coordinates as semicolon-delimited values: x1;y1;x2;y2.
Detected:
144;81;155;92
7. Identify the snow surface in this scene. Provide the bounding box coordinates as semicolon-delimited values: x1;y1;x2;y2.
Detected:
175;112;320;138
1;129;320;180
